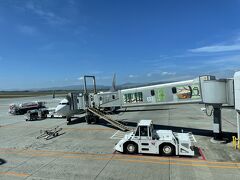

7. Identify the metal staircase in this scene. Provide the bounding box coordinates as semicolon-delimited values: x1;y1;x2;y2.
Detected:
87;107;132;131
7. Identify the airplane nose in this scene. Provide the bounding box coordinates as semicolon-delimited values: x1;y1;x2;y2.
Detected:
55;106;60;112
55;105;63;113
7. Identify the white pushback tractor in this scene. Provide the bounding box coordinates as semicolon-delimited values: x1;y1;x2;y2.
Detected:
114;120;196;156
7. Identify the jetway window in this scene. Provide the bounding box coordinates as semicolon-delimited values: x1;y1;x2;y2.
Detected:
90;95;93;101
59;102;70;105
112;95;115;99
151;90;155;96
123;92;143;103
172;87;177;94
137;92;143;102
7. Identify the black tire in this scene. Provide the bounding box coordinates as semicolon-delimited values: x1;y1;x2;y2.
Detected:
93;116;99;124
85;115;91;124
67;117;71;122
125;142;138;154
160;144;175;156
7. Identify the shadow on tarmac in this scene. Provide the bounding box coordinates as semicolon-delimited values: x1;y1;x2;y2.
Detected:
114;108;175;114
0;159;6;165
26;118;47;122
66;115;236;142
99;120;236;142
153;124;236;141
67;116;86;125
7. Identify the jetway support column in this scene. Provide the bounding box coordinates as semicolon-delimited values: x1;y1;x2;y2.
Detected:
83;75;97;124
237;111;240;140
212;104;222;140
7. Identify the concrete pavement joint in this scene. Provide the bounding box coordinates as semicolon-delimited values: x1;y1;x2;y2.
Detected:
94;153;115;180
23;155;61;180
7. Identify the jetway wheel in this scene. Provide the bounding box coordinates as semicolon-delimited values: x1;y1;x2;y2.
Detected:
67;117;71;123
93;116;99;124
85;115;91;124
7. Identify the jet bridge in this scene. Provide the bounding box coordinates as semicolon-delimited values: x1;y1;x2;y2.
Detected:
66;72;240;140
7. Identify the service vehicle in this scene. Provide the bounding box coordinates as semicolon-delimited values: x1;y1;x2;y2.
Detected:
25;108;48;121
9;101;46;115
114;120;196;156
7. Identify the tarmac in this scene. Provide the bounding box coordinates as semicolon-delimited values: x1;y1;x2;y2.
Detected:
1;95;240;179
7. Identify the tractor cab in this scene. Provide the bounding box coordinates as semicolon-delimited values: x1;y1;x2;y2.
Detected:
133;120;159;140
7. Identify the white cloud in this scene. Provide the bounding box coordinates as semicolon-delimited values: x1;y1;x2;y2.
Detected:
128;74;138;78
146;71;176;78
189;44;240;53
18;25;36;35
204;54;240;64
26;2;68;25
161;72;176;76
147;73;152;77
78;76;84;81
146;71;176;77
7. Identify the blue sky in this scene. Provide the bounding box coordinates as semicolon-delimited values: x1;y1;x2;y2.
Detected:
0;0;240;90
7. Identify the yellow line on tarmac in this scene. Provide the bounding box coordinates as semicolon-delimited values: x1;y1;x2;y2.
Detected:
0;171;30;177
117;154;240;165
114;158;240;169
61;155;240;169
2;148;240;168
1;150;240;170
64;128;115;131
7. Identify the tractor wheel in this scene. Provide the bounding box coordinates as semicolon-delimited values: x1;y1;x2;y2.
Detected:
160;144;175;156
125;143;138;154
